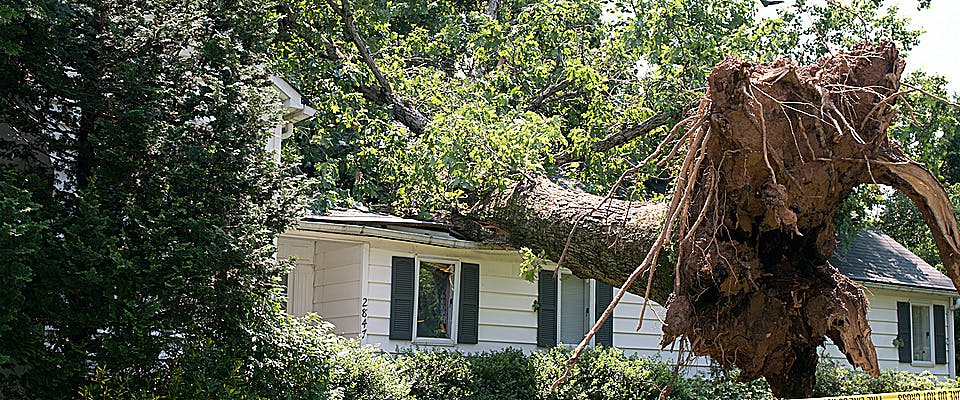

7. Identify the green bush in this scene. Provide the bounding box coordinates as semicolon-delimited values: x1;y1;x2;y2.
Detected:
685;369;774;400
82;314;410;400
812;355;959;397
76;335;960;400
533;346;690;400
470;348;537;400
397;349;478;400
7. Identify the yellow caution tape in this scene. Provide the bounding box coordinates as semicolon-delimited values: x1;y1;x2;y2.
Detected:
802;388;960;400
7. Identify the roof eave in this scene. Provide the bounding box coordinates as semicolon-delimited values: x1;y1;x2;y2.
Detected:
857;279;959;298
290;220;508;251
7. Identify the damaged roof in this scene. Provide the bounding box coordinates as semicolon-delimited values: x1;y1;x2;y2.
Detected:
829;229;955;292
303;209;450;230
302;210;955;293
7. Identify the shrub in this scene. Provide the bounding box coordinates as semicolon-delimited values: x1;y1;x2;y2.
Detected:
469;348;537;400
76;334;960;400
533;346;687;400
685;368;774;400
397;349;477;400
811;355;957;397
81;314;410;400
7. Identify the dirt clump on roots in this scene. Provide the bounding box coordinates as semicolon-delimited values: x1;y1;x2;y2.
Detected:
658;40;960;397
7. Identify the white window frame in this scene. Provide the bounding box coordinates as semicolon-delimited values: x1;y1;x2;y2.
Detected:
556;270;596;347
411;256;461;346
909;301;935;367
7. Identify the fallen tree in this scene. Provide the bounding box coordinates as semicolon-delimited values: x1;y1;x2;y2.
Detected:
293;1;960;396
468;41;960;397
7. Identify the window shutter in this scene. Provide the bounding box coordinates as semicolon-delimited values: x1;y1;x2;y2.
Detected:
935;304;947;364
896;301;912;363
595;282;614;347
458;262;480;344
537;269;557;347
389;256;415;340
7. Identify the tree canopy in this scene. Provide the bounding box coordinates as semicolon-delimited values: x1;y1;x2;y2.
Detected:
278;0;940;214
2;0;960;397
279;0;960;396
0;0;305;396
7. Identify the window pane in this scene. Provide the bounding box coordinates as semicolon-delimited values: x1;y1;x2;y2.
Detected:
559;276;588;344
912;305;931;362
417;261;454;339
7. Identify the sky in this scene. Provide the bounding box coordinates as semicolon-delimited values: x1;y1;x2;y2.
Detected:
890;0;960;94
757;0;960;94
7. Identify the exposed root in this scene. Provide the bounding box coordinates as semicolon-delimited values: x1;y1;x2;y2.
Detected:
646;40;960;398
539;40;960;399
551;102;711;391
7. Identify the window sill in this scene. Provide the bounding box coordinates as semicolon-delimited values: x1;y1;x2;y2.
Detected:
412;338;457;347
910;361;935;367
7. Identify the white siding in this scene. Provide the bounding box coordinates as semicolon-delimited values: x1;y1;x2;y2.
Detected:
819;285;954;378
280;228;956;379
314;242;363;337
278;238;314;316
363;239;540;352
279;234;364;337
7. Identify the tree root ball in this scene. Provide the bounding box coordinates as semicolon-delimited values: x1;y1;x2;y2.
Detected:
659;40;960;397
470;41;960;399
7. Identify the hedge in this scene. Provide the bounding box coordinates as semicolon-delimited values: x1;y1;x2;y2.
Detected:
80;317;960;399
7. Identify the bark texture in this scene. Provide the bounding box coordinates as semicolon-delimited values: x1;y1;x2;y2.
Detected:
470;41;960;398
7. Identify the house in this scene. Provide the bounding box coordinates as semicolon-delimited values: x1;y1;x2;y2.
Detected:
822;229;958;377
279;211;959;378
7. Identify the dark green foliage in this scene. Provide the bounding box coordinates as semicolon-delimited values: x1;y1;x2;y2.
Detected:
397;348;537;400
812;355;958;397
396;346;772;400
0;0;309;397
72;333;960;400
469;348;537;400
398;350;478;400
80;315;410;400
685;369;775;400
0;178;46;397
534;346;684;399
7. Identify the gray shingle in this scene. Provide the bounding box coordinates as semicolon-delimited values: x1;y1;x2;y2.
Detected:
830;229;955;292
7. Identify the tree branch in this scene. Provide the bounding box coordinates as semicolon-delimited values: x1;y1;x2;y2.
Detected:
525;79;573;112
324;0;429;135
553;105;689;165
326;0;392;94
485;0;499;19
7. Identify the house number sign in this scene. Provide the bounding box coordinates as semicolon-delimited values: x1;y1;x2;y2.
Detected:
360;297;368;339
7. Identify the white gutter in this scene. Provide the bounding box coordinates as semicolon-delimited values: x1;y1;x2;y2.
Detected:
858;280;959;297
292;220;509;251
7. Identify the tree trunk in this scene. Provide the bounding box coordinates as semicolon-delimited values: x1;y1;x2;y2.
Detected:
468;41;960;398
471;176;674;303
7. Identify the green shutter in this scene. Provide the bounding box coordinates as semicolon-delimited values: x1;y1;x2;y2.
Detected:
935;304;947;364
595;282;614;347
390;256;415;340
896;301;912;363
537;269;557;347
458;262;480;344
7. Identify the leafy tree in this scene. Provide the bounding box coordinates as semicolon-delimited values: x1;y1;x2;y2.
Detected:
277;0;952;397
874;72;960;268
0;0;305;397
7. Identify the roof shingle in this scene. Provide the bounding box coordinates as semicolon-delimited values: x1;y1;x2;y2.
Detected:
829;229;955;292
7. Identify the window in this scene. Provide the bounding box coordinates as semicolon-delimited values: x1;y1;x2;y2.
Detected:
896;301;947;366
911;304;932;363
559;274;590;345
413;259;458;343
537;269;613;347
389;256;479;344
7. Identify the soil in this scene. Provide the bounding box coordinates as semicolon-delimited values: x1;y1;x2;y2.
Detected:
659;40;960;397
